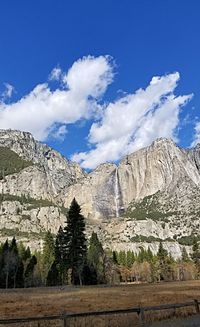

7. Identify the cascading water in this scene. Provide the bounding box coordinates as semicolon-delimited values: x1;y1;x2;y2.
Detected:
115;168;120;218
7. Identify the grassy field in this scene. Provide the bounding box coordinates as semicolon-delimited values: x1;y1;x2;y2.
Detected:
1;281;200;326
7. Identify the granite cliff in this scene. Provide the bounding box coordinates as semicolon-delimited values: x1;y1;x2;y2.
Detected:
0;129;200;258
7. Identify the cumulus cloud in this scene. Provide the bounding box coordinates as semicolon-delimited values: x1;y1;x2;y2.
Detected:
191;121;200;147
0;55;114;140
0;56;193;169
72;72;192;169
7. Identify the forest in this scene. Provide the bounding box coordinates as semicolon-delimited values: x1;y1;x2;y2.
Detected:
0;198;200;288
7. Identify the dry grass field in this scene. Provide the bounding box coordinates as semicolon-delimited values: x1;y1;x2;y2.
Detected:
1;281;200;326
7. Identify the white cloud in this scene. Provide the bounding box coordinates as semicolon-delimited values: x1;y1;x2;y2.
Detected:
1;83;15;100
72;72;192;169
0;57;193;169
191;121;200;147
0;55;114;140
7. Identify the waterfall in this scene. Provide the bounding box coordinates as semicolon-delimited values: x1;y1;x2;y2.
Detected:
115;168;120;218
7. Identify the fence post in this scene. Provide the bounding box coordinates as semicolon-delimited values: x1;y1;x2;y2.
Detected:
194;299;200;314
63;314;70;327
139;306;145;326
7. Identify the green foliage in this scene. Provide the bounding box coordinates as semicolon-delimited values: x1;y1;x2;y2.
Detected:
64;198;87;285
181;247;190;262
115;250;135;266
0;237;32;288
0;147;33;179
178;234;200;246
0;228;45;239
124;194;176;221
24;255;37;286
191;239;200;272
87;232;105;284
46;261;59;286
54;226;66;285
0;193;54;207
130;235;174;243
42;231;55;283
117;250;127;266
157;242;174;281
127;250;135;267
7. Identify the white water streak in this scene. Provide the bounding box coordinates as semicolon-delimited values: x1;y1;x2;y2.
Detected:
115;168;120;218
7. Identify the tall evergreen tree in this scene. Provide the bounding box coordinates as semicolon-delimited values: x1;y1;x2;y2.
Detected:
192;238;200;272
157;242;173;281
64;198;87;285
1;239;13;288
24;255;37;287
181;247;190;262
126;250;135;268
87;232;104;284
54;226;66;285
42;230;55;284
9;237;20;288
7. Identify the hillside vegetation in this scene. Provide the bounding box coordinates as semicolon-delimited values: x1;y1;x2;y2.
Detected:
0;147;33;179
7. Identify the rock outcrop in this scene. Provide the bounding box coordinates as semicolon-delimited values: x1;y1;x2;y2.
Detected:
1;129;200;257
64;138;200;220
0;129;85;203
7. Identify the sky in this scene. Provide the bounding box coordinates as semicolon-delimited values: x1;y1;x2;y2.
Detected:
0;0;200;169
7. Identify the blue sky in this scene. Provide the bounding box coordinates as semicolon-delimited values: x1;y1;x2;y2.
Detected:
0;0;200;169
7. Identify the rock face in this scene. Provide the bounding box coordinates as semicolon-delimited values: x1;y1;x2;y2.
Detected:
0;129;85;202
1;129;200;257
64;138;200;220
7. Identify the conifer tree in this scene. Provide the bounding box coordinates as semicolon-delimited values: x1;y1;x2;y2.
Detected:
192;238;200;272
54;226;66;284
87;232;104;284
47;261;59;286
118;250;126;266
157;242;172;281
64;198;87;285
9;237;20;288
126;250;135;267
181;247;190;262
112;251;118;264
42;230;55;283
1;239;11;288
24;255;37;287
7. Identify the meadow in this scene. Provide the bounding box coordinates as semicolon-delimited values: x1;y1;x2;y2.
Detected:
1;281;200;326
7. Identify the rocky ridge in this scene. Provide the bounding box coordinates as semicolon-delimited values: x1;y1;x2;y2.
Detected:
0;130;200;257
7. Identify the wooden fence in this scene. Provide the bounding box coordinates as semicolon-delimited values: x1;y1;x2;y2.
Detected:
0;299;199;326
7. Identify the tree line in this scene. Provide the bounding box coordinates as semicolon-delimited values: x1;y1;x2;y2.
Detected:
1;198;200;288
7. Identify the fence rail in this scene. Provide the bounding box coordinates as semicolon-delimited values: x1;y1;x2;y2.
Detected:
0;299;199;325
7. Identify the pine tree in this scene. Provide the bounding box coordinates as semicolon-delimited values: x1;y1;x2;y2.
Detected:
118;250;126;266
157;242;172;281
192;238;200;272
46;261;59;286
42;230;55;284
0;239;9;288
54;226;66;285
24;255;37;287
127;250;135;268
112;251;118;264
181;247;190;262
9;237;20;288
147;247;153;262
87;232;104;284
64;198;87;285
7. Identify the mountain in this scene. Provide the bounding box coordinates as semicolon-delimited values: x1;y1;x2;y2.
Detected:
64;138;200;219
0;129;200;258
